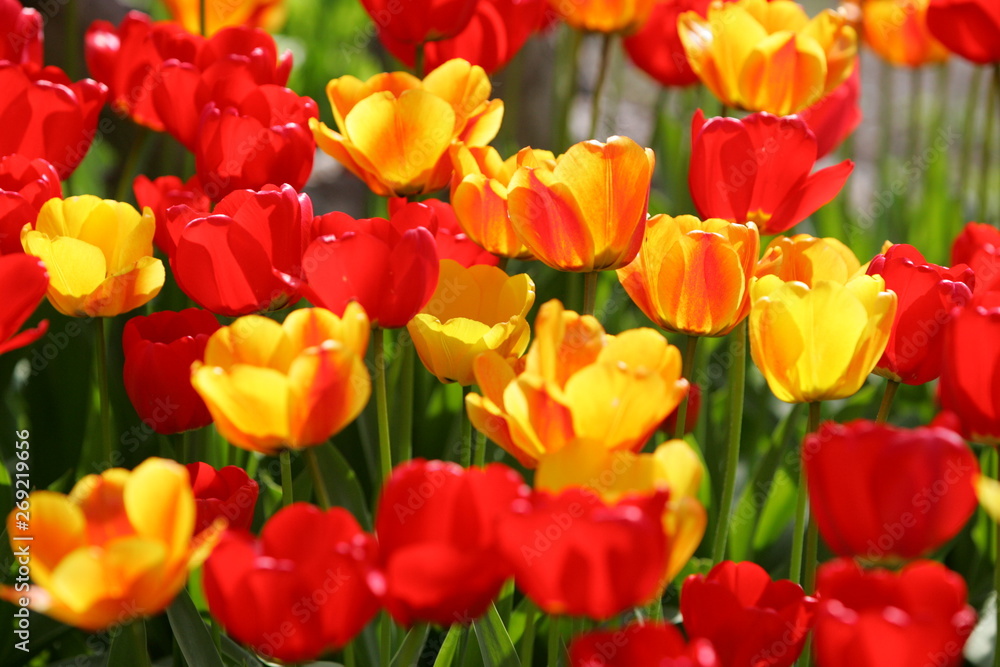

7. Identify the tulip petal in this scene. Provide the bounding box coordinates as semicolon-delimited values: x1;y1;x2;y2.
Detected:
192;364;290;452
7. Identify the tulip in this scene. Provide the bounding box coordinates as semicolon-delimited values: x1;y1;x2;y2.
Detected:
535;438;707;584
186;462;259;533
85;11;203;132
169;184;311;316
132;174;211;256
796;65;862;158
163;0;286;36
21;196;164;318
203;503;381;663
311;59;503;197
681;560;817;667
195;85;318;200
927;0;1000;64
507;136;655;272
376;460;527;626
617;215;760;336
0;0;42;69
805;420;979;561
388;197;499;267
499;486;670;619
288;203;438;329
122;308;221;435
569;622;722;667
749;274;896;403
0;154;62;255
951;221;1000;294
863;0;950;66
380;0;548;74
450;143;555;259
678;0;858;115
0;457;221;631
191;305;371;453
623;0;714;88
0;254;48;355
813;558;976;667
938;292;1000;444
360;0;477;45
756;234;862;286
689;111;854;236
866;244;974;384
466;299;688;467
0;64;107;179
553;0;655;33
407;259;535;385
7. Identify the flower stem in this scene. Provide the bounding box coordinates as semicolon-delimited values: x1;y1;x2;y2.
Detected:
791;402;822;584
393;336;415;465
115;127;148;203
461;385;473;468
306;448;331;510
199;0;207;36
280;450;293;507
474;429;487;468
588;33;614;139
374;328;393;482
582;271;598;317
875;379;900;424
520;601;537;667
380;612;392;667
414;42;426;78
673;335;699;439
710;321;746;565
959;66;984;201
555;29;582;151
95;317;113;463
980;64;999;221
547;616;561;667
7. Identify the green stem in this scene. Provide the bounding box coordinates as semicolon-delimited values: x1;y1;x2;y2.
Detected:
709;321;746;565
392;623;428;666
461;385;473;468
875;379;900;424
804;514;819;595
280;450;293;507
520;602;537;667
95;318;113;463
131;619;153;667
380;612;393;667
906;67;922;176
980;64;998;222
673;335;699;439
582;272;598;317
305;448;331;510
959;67;984;201
474;429;487;468
547;616;560;667
115;127;148;203
414;42;426;79
588;33;614;139
791;402;822;584
344;642;356;667
375;328;393;482
200;0;207;36
555;29;582;151
396;342;415;464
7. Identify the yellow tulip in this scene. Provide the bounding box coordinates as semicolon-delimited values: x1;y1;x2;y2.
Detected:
407;259;536;385
466;299;688;467
191;305;371;454
617;215;760;336
749;274;897;403
310;59;504;197
678;0;858;115
535;438;707;583
21;196;164;318
449;144;555;259
756;234;862;286
0;458;220;631
163;0;286;35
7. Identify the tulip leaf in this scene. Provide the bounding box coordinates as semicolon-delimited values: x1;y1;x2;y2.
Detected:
316;442;372;530
390;623;429;667
753;466;798;552
166;588;225;667
107;619;152;667
472;602;519;667
432;625;464;667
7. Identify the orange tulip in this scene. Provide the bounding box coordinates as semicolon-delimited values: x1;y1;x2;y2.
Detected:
862;0;950;66
310;59;503;198
756;234;862;286
163;0;286;35
617;215;760;336
507;136;655;272
449;143;555;259
553;0;657;34
466;299;688;467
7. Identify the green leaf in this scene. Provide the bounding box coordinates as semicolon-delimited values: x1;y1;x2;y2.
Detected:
165;588;225;667
432;625;464;667
753;466;798;552
315;442;373;530
390;623;429;667
107;620;152;667
472;602;518;667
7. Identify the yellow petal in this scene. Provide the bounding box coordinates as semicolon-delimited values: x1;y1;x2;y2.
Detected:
739;31;828;115
191;363;291;453
84;255;165;317
8;491;86;590
204;315;294;372
123;458;195;566
22;232;106;316
287;343;370;447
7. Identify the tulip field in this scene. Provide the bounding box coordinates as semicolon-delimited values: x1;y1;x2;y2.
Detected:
3;0;1000;665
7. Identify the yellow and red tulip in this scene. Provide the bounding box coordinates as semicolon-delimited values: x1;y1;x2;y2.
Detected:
756;234;863;286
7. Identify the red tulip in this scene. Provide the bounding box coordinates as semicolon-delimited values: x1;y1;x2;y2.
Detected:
360;0;478;45
0;64;107;179
623;0;712;88
169;185;312;316
939;291;1000;444
0;154;61;255
195;85;318;201
951;221;1000;294
133;174;211;256
85;11;202;131
0;0;42;69
122;308;221;434
203;503;382;663
375;460;527;627
813;558;976;667
796;65;862;159
804;420;979;561
186;462;259;533
866;244;974;385
498;488;669;620
927;0;1000;64
570;622;721;667
689;110;854;235
0;254;48;355
380;0;547;74
287;203;439;329
389;197;498;267
680;560;816;667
